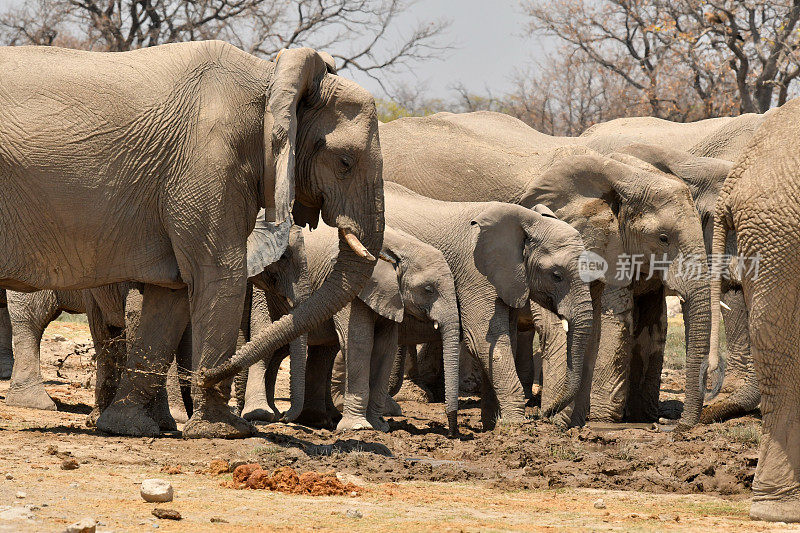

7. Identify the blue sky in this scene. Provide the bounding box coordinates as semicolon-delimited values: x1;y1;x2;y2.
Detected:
0;0;554;99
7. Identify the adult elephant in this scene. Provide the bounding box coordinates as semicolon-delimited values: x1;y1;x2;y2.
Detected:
709;98;800;522
0;41;384;438
241;224;461;434
379;112;711;429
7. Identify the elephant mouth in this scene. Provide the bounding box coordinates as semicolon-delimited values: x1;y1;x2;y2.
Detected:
292;200;320;229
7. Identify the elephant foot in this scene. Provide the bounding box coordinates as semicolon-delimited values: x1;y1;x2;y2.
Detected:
6;382;56;411
367;412;390;432
384;396;403;417
242;399;279;422
336;415;375;432
750;493;800;523
147;395;177;432
96;402;160;437
183;396;253;439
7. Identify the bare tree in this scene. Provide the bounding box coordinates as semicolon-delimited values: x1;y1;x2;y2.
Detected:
0;0;450;89
524;0;800;117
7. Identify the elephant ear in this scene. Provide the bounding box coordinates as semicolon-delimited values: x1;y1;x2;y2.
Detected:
471;204;530;308
358;250;404;322
246;208;292;278
533;204;558;219
265;47;330;227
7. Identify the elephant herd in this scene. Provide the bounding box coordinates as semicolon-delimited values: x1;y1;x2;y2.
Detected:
0;41;797;522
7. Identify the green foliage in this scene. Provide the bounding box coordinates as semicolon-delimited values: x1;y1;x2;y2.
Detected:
376;98;445;122
664;316;727;371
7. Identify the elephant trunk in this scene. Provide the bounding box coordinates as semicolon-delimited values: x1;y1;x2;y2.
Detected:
431;299;461;437
542;282;593;419
200;233;381;387
676;278;712;428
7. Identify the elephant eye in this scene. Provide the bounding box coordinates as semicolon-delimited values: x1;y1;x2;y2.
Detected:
552;271;563;283
424;285;435;294
659;234;669;245
338;154;353;176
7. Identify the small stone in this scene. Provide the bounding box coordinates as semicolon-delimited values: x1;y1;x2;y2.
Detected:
140;479;173;503
345;509;362;519
4;473;13;480
45;445;58;455
61;458;79;470
146;438;155;445
64;517;96;533
53;334;67;342
69;482;79;488
15;491;26;499
152;508;181;520
210;517;228;523
593;498;606;509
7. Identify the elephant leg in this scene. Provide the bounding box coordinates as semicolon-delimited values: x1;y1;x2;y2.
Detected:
265;347;285;419
535;303;568;418
0;294;13;380
334;301;378;431
294;345;338;429
626;286;667;422
588;286;634;422
166;359;189;424
384;346;406;416
330;350;345;411
747;310;800;521
6;291;60;411
241;359;276;422
515;329;536;408
97;285;189;437
701;288;760;423
366;320;399;432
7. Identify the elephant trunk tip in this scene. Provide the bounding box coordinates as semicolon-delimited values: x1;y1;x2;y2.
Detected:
446;410;459;438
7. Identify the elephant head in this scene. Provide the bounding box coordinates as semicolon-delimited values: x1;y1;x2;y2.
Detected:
363;227;461;435
202;47;385;386
470;203;593;418
519;149;712;426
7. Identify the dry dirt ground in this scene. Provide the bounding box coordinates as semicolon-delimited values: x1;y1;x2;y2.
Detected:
0;319;797;532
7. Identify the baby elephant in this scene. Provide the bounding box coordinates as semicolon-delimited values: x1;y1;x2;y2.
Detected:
243;223;461;434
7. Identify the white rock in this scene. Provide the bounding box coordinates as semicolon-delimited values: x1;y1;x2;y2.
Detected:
593;498;606;509
15;492;26;499
335;472;367;487
64;517;96;533
140;479;173;503
4;473;12;480
0;505;34;520
345;509;362;519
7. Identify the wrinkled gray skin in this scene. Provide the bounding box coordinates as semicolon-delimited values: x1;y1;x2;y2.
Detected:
0;41;384;438
381;183;593;430
241;224;462;434
581;115;763;423
380;112;710;429
710;99;800;522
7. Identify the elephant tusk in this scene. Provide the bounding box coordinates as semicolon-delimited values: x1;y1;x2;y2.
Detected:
720;301;731;311
433;320;439;330
561;319;569;333
340;228;376;261
379;251;397;265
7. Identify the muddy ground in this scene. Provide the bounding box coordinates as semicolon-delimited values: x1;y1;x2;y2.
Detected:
0;319;796;532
